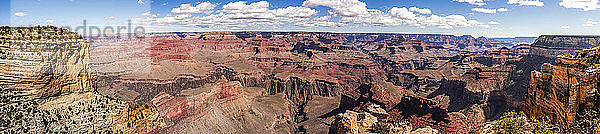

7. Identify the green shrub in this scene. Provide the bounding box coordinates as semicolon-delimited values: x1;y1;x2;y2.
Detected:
490;112;525;134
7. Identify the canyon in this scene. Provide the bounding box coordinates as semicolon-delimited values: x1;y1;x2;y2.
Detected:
2;26;600;133
86;31;531;133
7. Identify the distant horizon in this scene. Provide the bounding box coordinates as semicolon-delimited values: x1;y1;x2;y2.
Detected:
3;0;600;38
7;24;600;39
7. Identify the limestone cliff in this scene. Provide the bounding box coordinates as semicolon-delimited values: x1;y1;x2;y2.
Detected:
530;35;600;58
0;26;93;101
525;46;600;126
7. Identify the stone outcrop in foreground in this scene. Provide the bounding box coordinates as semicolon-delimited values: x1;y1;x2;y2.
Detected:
0;26;93;101
525;46;600;126
0;26;123;133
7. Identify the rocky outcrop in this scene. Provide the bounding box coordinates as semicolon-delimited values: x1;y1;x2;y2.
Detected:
143;79;295;133
0;26;126;133
530;35;600;58
0;26;93;101
525;46;600;126
336;83;466;133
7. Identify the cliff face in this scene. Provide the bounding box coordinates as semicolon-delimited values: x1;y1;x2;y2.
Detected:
530;35;600;58
0;26;124;133
0;26;93;101
139;78;294;133
525;47;600;126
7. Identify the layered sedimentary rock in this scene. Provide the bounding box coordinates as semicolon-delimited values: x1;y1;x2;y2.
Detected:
0;26;93;101
525;46;600;126
84;31;533;133
91;32;386;106
530;35;600;58
0;26;124;133
138;78;295;133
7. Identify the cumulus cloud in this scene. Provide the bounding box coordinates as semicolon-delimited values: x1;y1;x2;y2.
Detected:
472;8;496;13
409;7;432;14
508;0;544;6
497;8;509;12
389;7;418;20
560;0;600;11
454;0;486;6
131;0;486;29
133;1;318;28
274;6;318;18
46;19;55;24
422;15;486;29
302;0;368;17
472;8;509;13
171;2;216;14
488;21;500;24
341;7;486;29
137;0;144;4
560;26;570;29
584;19;598;27
104;16;115;20
14;12;28;17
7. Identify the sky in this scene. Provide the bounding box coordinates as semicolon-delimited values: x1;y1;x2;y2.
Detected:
2;0;600;37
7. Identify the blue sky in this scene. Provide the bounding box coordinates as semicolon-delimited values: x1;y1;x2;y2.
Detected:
3;0;600;37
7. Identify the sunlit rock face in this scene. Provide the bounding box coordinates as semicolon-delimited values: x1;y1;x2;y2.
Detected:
0;26;123;134
0;26;93;101
525;47;600;126
530;35;600;58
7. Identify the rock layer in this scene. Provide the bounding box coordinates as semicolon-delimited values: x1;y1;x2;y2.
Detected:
525;47;600;126
530;35;600;58
0;26;93;101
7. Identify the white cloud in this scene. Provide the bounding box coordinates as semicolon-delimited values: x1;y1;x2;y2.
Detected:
471;8;506;14
341;8;486;29
454;0;486;6
14;12;28;17
104;16;115;20
46;19;55;24
472;8;496;13
560;0;600;11
488;21;500;24
471;8;509;13
508;0;544;6
302;0;368;17
497;8;509;12
171;2;216;14
389;7;417;20
131;0;486;29
222;1;270;14
134;1;319;28
560;25;570;29
409;7;432;14
420;14;485;29
274;6;318;18
584;19;598;27
137;0;144;4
